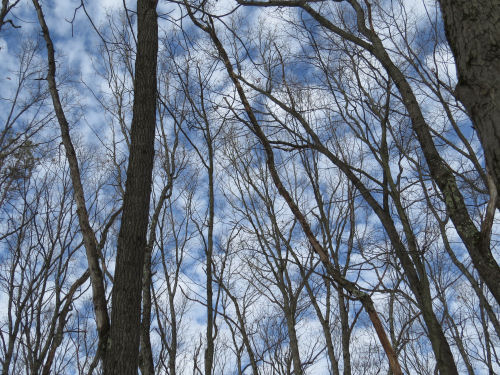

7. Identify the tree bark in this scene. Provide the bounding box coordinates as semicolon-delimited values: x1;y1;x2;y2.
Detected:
204;132;215;375
438;0;500;196
283;298;303;375
103;0;158;374
139;249;154;375
140;181;174;375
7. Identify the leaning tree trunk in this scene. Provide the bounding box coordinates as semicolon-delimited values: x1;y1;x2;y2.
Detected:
189;15;404;375
103;0;158;374
438;0;500;196
32;0;111;362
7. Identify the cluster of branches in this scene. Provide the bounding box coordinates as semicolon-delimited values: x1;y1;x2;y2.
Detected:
0;0;499;375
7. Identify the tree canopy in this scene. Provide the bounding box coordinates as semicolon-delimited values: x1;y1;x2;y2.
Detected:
0;0;498;374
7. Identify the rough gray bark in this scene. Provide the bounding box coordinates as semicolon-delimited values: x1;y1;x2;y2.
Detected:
438;0;500;197
103;0;158;374
139;249;154;375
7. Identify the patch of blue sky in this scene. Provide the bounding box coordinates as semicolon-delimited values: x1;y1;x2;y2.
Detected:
375;0;444;63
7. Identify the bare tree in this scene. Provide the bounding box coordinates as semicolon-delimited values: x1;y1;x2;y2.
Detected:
32;0;111;365
103;0;158;373
234;0;500;318
0;148;97;375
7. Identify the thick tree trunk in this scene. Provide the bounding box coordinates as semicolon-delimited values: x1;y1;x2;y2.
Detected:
438;0;500;195
103;1;158;374
139;249;154;375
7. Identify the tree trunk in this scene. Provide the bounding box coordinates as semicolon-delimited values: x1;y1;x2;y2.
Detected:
438;0;500;195
283;299;303;375
204;134;215;375
338;293;351;375
32;0;110;362
168;290;178;375
139;249;154;375
103;0;158;374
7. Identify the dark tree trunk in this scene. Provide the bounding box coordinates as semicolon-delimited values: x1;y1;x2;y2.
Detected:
283;299;303;375
103;0;158;374
438;0;500;195
338;293;351;375
139;249;154;375
204;135;215;375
